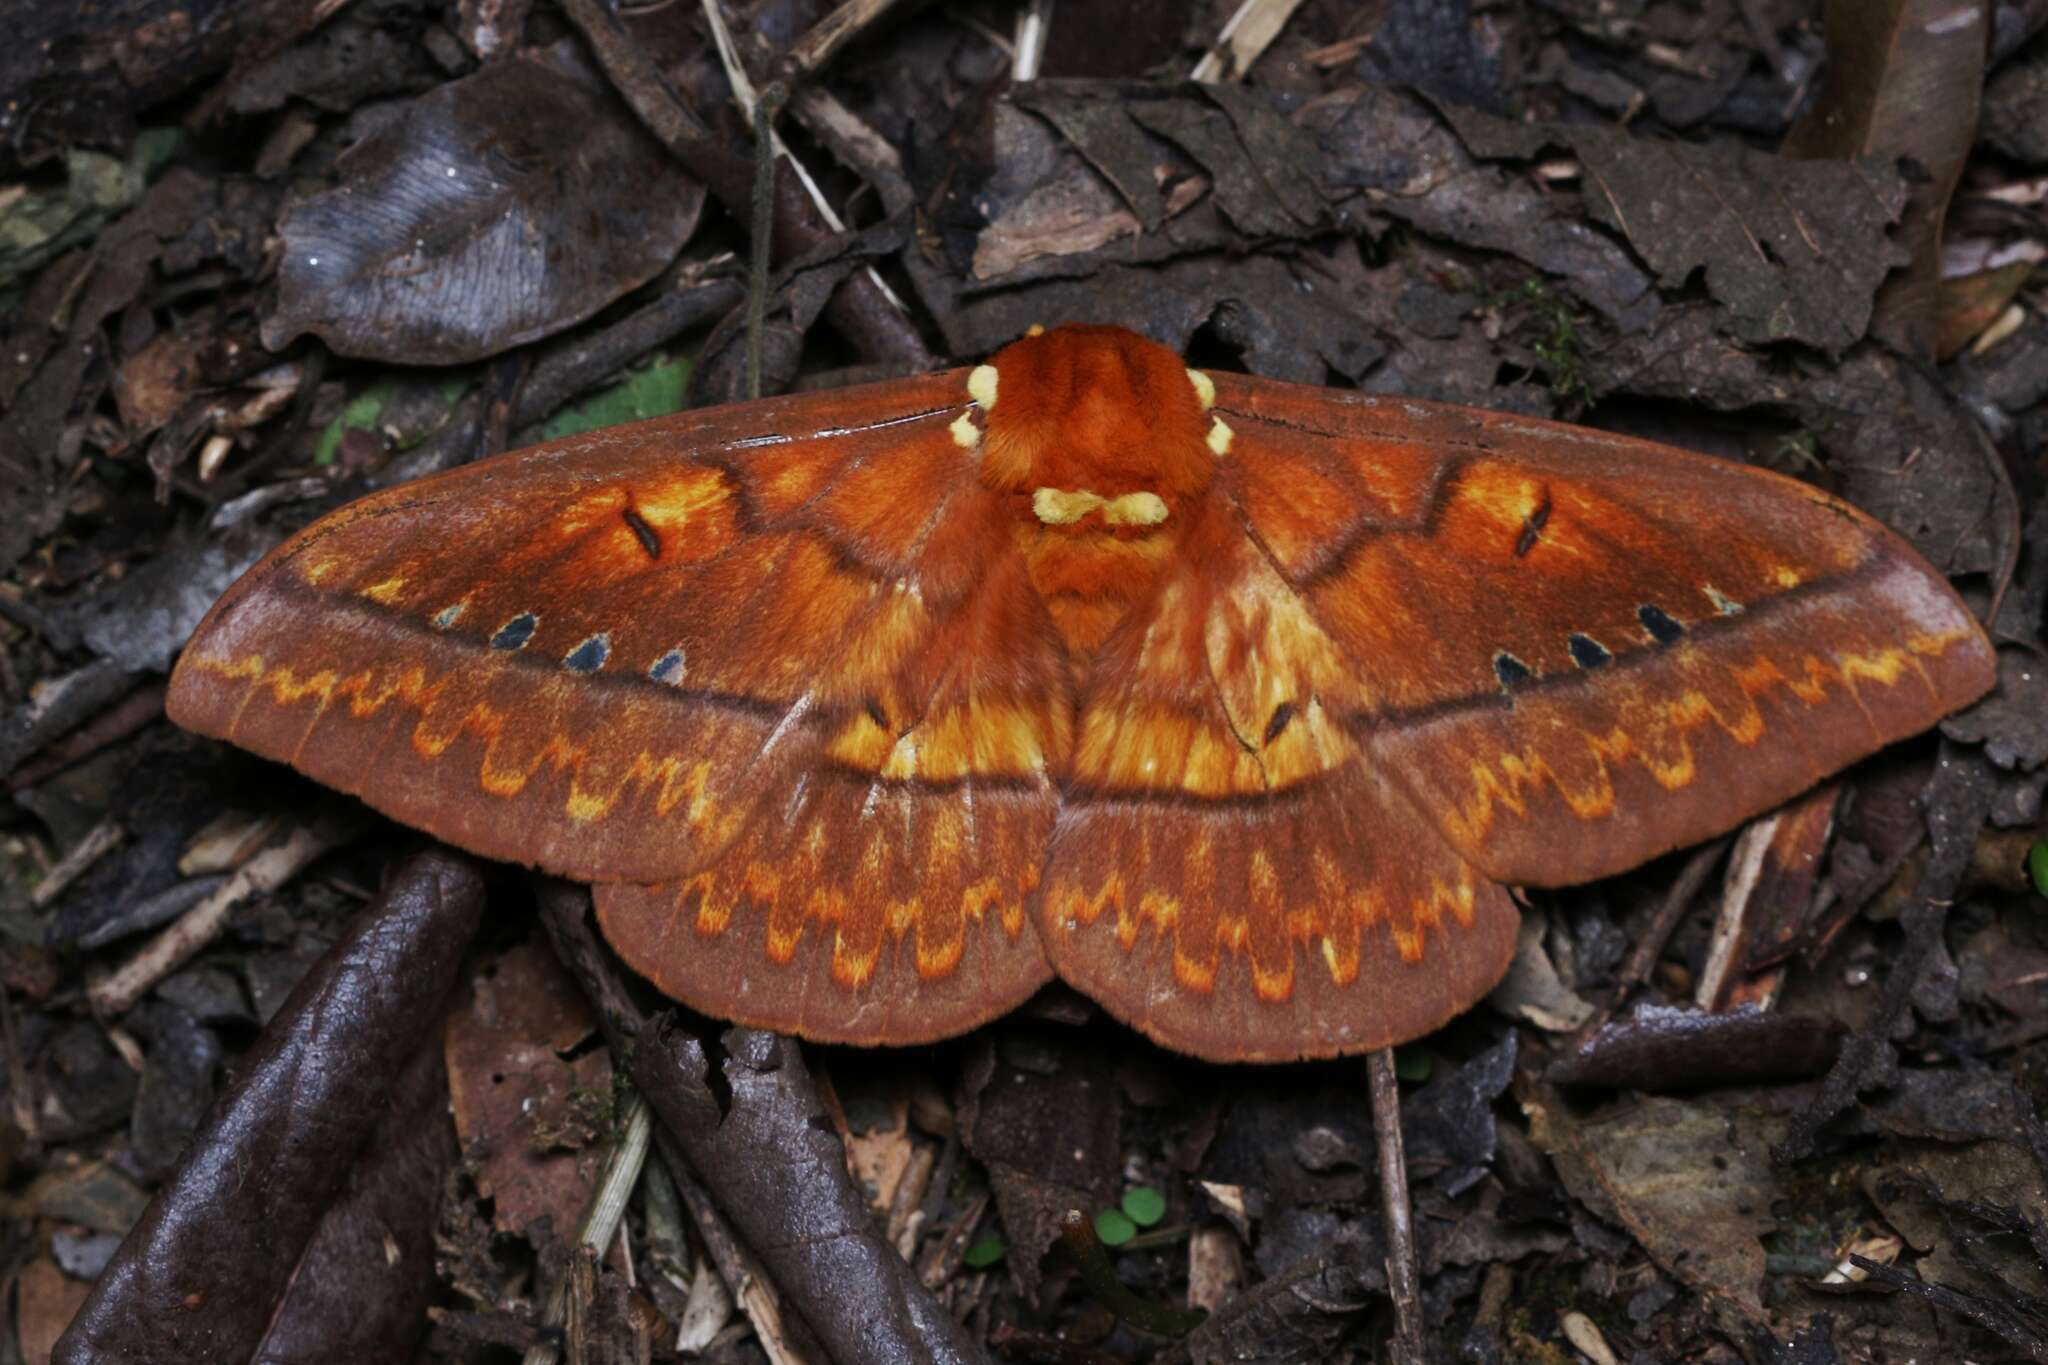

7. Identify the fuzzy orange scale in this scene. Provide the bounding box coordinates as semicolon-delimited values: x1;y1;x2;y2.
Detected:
166;323;1997;1062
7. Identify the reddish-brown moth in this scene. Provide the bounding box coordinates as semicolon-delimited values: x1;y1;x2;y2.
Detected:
167;324;1996;1061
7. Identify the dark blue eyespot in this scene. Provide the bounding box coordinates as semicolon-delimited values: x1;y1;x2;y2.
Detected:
490;613;538;650
564;634;611;672
1637;603;1686;645
648;649;687;686
1494;651;1533;688
1567;633;1612;669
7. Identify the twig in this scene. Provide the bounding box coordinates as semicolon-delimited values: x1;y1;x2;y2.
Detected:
8;680;166;791
522;1094;654;1365
657;1141;810;1365
1190;0;1309;82
29;817;124;910
699;0;915;318
1565;836;1728;1054
89;803;365;1016
746;82;788;400
559;0;932;368
779;0;907;84
1367;1048;1425;1365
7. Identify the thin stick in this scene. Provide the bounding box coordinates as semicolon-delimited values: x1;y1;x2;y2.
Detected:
780;0;905;83
1564;835;1728;1054
29;817;123;910
1190;0;1309;82
89;803;365;1016
699;0;910;315
1368;1047;1425;1365
656;1139;809;1365
746;82;786;400
522;1094;654;1365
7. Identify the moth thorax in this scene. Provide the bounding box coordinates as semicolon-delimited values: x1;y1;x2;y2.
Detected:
974;326;1213;503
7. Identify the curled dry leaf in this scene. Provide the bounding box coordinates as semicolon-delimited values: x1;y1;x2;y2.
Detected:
263;41;704;365
1439;100;1910;350
53;850;484;1364
1781;0;1989;354
1547;1003;1846;1092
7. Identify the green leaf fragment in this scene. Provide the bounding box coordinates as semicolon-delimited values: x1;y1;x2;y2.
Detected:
539;355;693;441
1094;1209;1136;1246
1121;1186;1166;1227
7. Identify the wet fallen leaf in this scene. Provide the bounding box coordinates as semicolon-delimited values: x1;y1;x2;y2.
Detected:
445;937;611;1240
1442;101;1910;349
53;850;484;1363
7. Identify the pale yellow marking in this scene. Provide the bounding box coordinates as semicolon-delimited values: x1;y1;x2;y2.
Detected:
1034;487;1099;524
950;412;980;450
961;877;1002;922
1250;951;1294;1003
1186;368;1215;410
1206;417;1233;455
360;575;406;604
967;363;998;410
687;871;730;935
879;730;919;780
634;467;729;534
301;557;337;585
1772;565;1803;588
1025;323;1046;337
1105;491;1169;526
1033;486;1170;526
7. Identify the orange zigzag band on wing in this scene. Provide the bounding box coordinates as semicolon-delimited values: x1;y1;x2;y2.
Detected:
1436;627;1974;846
191;651;736;834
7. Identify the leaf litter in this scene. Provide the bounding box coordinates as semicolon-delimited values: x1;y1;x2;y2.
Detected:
0;0;2045;1361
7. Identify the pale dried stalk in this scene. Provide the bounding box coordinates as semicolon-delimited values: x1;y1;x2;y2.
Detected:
90;804;364;1016
30;817;123;910
699;0;911;315
782;0;905;80
1191;0;1309;82
1013;0;1053;81
522;1094;654;1365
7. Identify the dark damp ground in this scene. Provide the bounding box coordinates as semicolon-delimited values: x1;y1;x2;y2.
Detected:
3;2;2048;1361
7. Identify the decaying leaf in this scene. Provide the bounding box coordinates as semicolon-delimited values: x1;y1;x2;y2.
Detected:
263;42;703;365
444;938;611;1240
1526;1088;1787;1317
1781;0;1989;353
1440;102;1911;350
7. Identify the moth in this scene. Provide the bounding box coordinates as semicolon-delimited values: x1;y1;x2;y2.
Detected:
167;324;1997;1062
